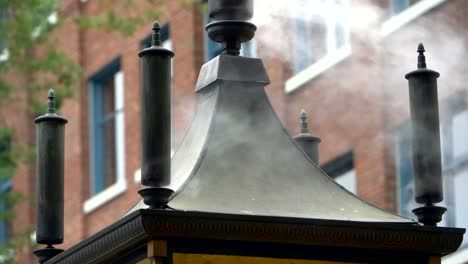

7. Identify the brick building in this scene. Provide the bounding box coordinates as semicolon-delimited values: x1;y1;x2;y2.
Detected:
2;0;468;263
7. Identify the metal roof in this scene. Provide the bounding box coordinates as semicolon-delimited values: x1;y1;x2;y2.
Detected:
130;55;414;224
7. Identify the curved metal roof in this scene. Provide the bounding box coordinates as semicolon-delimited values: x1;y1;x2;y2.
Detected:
130;55;414;224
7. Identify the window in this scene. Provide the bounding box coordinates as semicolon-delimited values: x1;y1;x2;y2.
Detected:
291;0;350;74
142;24;171;50
395;122;418;219
285;0;351;93
85;58;126;213
396;91;468;246
322;151;356;194
381;0;447;36
0;10;9;62
203;13;256;61
0;133;12;245
391;0;410;14
0;180;11;246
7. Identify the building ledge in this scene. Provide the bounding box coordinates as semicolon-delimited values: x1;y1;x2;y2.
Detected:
83;180;127;214
380;0;447;37
285;44;351;94
45;209;464;264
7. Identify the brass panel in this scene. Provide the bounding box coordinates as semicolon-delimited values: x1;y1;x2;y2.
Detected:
428;256;441;264
148;240;168;257
136;259;151;264
173;253;363;264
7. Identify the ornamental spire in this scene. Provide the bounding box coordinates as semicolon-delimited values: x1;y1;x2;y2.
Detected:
48;89;56;114
417;43;427;69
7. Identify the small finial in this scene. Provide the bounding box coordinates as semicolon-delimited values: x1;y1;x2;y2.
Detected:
152;21;161;47
417;43;426;69
300;109;309;134
47;89;56;114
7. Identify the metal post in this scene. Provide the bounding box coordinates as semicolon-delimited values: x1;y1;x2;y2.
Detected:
138;21;174;209
405;43;446;226
33;90;67;263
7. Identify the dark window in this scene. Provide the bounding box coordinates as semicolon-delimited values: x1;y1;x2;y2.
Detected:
0;133;12;245
89;58;125;195
141;24;170;49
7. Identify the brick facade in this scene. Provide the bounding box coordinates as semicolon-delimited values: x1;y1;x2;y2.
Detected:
3;0;467;262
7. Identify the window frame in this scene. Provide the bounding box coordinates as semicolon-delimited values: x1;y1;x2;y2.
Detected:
285;0;351;93
380;0;447;37
84;57;127;214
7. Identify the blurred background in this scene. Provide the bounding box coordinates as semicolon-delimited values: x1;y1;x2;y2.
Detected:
0;0;467;263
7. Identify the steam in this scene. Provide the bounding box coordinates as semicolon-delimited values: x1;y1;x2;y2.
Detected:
240;0;467;226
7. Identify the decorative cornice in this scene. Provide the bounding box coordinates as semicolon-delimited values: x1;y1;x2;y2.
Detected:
45;210;465;263
140;210;464;256
46;213;146;264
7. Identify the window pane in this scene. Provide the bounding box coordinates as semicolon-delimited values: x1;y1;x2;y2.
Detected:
102;77;115;116
89;59;124;195
391;0;410;14
204;14;223;61
335;169;356;194
240;40;255;58
454;170;468;245
452;110;468;160
0;184;11;245
397;127;417;218
103;118;117;189
331;0;350;50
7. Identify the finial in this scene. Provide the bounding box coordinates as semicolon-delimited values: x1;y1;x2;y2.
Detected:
294;109;321;164
300;109;309;134
417;43;426;69
152;20;161;47
48;89;56;114
205;0;256;56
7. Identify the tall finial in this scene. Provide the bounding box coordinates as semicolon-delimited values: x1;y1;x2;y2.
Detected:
294;109;321;165
300;109;309;134
34;89;68;263
138;20;175;210
48;89;56;114
406;42;444;226
152;21;161;47
417;43;426;69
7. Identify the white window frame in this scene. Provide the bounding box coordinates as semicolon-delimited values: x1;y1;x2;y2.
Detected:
380;0;447;37
335;169;357;194
84;71;127;214
286;0;351;93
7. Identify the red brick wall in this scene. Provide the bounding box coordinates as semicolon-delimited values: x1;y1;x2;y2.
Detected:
6;0;468;262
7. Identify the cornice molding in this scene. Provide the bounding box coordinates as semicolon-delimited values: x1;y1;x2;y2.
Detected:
45;209;465;263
